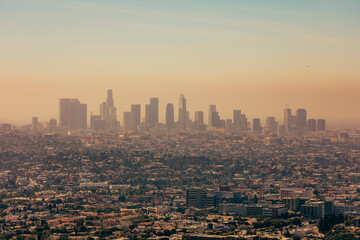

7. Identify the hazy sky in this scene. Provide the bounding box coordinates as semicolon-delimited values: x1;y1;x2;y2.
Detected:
1;0;360;127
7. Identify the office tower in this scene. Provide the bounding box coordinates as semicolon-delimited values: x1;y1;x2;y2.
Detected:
49;118;57;131
218;119;225;128
233;110;241;125
59;98;87;131
166;103;174;129
98;89;119;130
208;105;221;128
145;104;152;127
278;124;286;137
186;111;193;129
194;111;204;124
253;118;262;133
78;103;87;129
123;112;136;131
150;97;159;127
90;114;101;129
284;108;292;134
240;114;248;131
308;119;317;132
225;119;232;130
210;111;220;128
93;119;107;130
145;98;158;128
266;116;278;134
178;94;187;129
208;105;216;126
131;104;141;129
107;89;114;108
32;117;38;132
100;102;107;119
232;110;242;132
106;89;118;129
186;188;208;209
296;109;307;135
317;119;326;131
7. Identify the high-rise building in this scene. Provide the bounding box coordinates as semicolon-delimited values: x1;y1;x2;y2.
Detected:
59;98;87;131
178;94;187;129
308;119;317;132
106;89;118;129
98;89;119;130
145;98;158;128
266;116;278;134
233;110;241;125
150;97;159;127
186;188;208;209
166;103;174;129
100;102;107;120
240;114;248;131
253;118;262;133
278;124;286;136
210;111;220;128
32;117;38;132
49;118;57;131
107;89;114;108
131;104;141;129
284;108;292;134
296;109;307;135
232;110;242;132
194;111;204;124
90;114;101;129
208;105;220;128
317;119;326;131
225;119;232;130
145;104;152;127
123;112;136;131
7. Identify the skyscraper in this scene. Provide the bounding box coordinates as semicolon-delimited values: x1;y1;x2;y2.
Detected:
166;103;174;129
150;97;159;127
208;105;217;127
296;108;307;135
107;89;114;108
123;112;136;131
233;110;241;125
240;114;248;131
49;118;57;131
253;118;262;133
145;104;152;127
59;98;87;131
233;110;242;132
308;119;317;132
90;114;101;129
145;98;158;128
284;108;292;134
317;119;326;131
100;102;107;119
131;104;141;129
194;111;204;124
32;117;38;132
99;89;119;130
178;94;187;129
266;116;278;134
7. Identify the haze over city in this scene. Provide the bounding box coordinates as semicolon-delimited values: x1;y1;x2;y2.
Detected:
1;0;360;127
3;1;360;240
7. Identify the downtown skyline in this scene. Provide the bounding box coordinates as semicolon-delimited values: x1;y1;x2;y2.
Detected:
0;89;353;129
26;89;327;136
1;0;359;127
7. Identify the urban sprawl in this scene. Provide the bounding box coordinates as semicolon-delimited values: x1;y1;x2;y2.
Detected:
0;90;360;239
